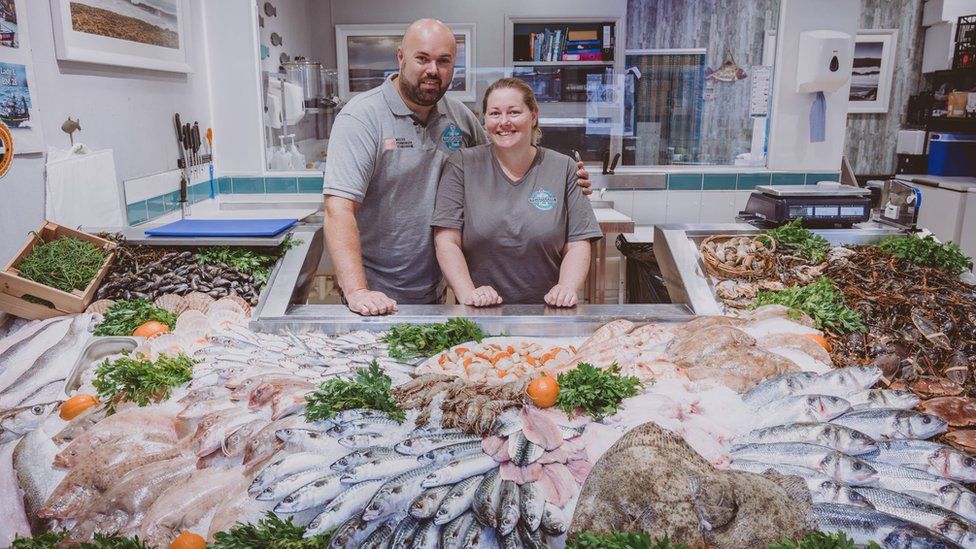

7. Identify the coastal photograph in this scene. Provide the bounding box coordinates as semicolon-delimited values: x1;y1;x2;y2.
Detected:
68;0;179;49
849;40;882;102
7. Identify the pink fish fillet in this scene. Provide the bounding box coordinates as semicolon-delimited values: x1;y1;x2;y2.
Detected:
538;446;569;465
521;406;562;451
482;436;510;463
534;407;589;429
540;463;577;507
499;461;523;483
566;459;593;484
561;437;589;462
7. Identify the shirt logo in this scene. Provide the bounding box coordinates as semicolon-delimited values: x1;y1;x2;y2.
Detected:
441;123;463;151
385;137;415;150
528;189;557;211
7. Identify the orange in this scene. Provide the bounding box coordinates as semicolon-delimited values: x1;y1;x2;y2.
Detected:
170;531;206;549
59;394;99;420
527;376;559;408
133;320;169;338
804;333;831;352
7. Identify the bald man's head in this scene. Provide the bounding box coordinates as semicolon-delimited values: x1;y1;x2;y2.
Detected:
396;19;456;107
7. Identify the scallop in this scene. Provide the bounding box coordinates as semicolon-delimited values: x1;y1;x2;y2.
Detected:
85;299;116;314
173;310;210;343
183;291;215;313
220;294;252;317
147;332;196;356
154;294;188;315
207;308;246;331
208;298;246;318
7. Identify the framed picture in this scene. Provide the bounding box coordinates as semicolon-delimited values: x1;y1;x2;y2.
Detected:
335;23;475;102
0;0;43;154
848;29;898;114
48;0;192;73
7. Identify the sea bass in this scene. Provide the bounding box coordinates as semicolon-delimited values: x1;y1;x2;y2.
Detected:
847;389;921;411
866;439;976;482
733;422;877;455
831;408;948;440
730;443;877;485
754;395;851;428
812;503;960;548
851;486;976;545
742;372;822;409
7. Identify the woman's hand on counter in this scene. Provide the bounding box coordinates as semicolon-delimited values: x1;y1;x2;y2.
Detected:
461;286;503;307
346;288;398;316
544;284;579;308
575;161;592;195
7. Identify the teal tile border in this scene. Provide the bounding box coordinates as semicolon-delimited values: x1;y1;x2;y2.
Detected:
146;191;178;219
218;177;233;194
737;173;771;189
703;174;737;190
806;172;840;184
668;173;703;190
232;177;266;194
265;177;299;193
771;173;805;186
298;177;324;193
127;201;148;226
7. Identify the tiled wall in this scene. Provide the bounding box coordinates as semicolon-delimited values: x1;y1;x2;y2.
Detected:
216;176;325;195
126;182;213;225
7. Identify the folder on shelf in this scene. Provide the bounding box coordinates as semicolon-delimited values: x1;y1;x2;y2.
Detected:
568;30;598;41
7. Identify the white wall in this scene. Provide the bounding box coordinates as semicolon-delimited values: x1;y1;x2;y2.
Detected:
0;0;212;261
260;0;315;73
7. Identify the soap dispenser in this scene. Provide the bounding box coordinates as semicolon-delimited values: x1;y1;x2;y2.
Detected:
795;30;853;93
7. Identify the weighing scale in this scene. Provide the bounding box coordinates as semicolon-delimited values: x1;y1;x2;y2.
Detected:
738;182;872;228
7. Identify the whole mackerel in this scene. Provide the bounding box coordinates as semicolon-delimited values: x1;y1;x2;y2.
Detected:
434;474;483;525
273;473;345;513
421;453;498;488
304;479;384;538
330;446;396;472
362;464;437;521
472;468;502;528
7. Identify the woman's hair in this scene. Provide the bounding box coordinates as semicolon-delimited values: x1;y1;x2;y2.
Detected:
482;77;542;145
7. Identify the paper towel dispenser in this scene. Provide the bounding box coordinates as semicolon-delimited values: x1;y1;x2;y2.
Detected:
796;30;853;93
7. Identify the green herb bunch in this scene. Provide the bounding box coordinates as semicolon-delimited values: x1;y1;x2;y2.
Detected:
380;318;486;359
93;351;197;413
769;532;878;549
197;237;301;285
211;512;331;548
877;235;970;275
304;360;405;422
759;218;831;263
750;277;865;334
18;235;107;293
556;363;643;421
93;299;179;336
568;532;688;549
11;531;151;548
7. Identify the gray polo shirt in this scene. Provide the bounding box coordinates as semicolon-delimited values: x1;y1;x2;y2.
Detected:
431;145;603;304
324;75;487;303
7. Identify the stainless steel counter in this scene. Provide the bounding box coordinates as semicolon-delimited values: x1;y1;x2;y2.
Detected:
653;223;905;315
252;225;693;335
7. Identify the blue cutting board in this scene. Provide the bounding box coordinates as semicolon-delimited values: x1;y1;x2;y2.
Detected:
144;218;298;237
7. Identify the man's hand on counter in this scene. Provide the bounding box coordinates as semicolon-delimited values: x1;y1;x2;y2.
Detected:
575;161;592;196
461;286;503;307
544;284;579;308
346;288;398;316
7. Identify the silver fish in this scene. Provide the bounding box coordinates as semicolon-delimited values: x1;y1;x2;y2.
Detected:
276;428;343;453
421;454;498;488
339;432;395;450
803;366;882;396
519;522;544;549
847;389;921;411
360;514;399;549
362;464;437;521
867;440;976;482
274;472;346;513
498;479;521;537
541;501;568;536
304;479;384;537
472;468;502;528
0;315;92;407
742;371;820;409
809;479;876;509
0;318;71;384
411;519;440;548
733;422;877;455
494;415;524;438
222;419;270;457
433;474;483;525
251;452;332;493
333;408;399;425
342;456;425;483
852;486;976;541
755;395;851;427
328;514;383;548
508;432;544;466
831;408;948;440
409;485;452;520
389;514;420;548
520;482;545;531
441;511;476;549
256;467;331;502
395;433;481;456
812;503;960;548
418;441;485;466
730;443;877;485
869;462;976;521
460;520;486;547
331;446;396;472
0;401;60;443
327;417;404;437
729;459;833;482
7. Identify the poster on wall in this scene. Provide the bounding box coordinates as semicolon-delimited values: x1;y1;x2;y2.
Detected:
48;0;192;73
336;23;476;102
1;0;18;48
0;0;43;154
848;30;898;114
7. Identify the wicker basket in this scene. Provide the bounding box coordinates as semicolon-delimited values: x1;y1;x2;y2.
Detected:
700;234;776;280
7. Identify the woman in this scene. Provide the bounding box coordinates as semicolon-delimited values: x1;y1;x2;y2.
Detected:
431;77;602;307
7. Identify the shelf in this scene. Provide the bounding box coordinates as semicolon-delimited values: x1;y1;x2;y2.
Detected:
512;61;613;67
926;118;976;133
923;67;976;79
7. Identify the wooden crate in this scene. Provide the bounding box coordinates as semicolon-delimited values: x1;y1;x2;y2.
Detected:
0;222;117;320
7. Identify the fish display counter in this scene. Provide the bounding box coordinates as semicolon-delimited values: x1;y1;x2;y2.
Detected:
3;222;976;548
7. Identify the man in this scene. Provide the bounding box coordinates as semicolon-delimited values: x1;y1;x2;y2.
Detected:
324;18;590;316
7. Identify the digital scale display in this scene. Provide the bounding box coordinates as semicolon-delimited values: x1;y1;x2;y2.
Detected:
789;204;866;218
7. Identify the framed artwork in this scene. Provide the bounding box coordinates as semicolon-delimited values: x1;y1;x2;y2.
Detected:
763;29;898;114
48;0;192;73
0;0;43;154
848;29;898;114
335;23;476;102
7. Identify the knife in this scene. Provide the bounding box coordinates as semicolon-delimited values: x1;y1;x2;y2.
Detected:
174;113;187;170
601;149;610;175
192;122;201;175
609;153;621;174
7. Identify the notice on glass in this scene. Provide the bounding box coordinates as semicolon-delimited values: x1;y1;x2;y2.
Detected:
749;65;772;117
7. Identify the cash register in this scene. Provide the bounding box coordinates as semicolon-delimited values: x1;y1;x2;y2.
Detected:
738;182;872;228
